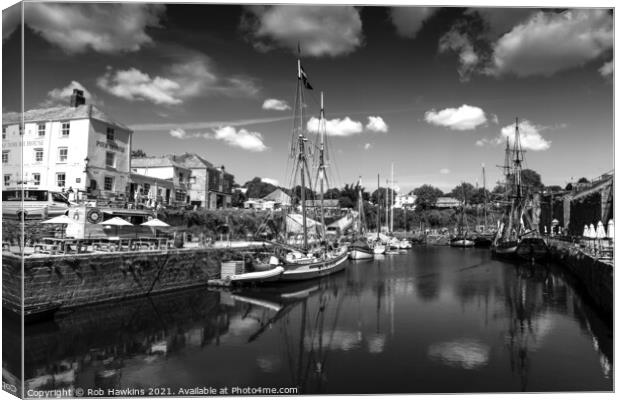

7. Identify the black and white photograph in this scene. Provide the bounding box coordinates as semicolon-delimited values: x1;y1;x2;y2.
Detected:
1;0;615;398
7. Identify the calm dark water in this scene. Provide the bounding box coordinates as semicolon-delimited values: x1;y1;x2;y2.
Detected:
16;247;613;394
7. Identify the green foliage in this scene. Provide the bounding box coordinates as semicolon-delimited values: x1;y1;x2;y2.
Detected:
413;185;443;210
131;149;147;158
448;182;476;203
244;177;278;199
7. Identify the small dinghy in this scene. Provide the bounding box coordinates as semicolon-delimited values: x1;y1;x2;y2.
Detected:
230;266;284;283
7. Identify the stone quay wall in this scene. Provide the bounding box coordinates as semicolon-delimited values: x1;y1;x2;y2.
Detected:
3;247;260;311
548;240;613;317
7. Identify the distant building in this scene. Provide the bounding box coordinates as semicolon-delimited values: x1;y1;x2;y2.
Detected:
130;156;191;204
435;197;461;208
175;153;234;209
263;188;291;208
394;193;416;209
2;90;132;196
243;188;291;211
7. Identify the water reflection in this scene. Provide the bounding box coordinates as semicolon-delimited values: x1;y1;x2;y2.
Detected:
19;248;612;394
428;339;490;369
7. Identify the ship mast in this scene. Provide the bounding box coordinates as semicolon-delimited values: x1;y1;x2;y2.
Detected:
377;174;381;241
316;92;327;238
482;163;488;229
357;176;365;236
390;163;394;234
292;52;313;251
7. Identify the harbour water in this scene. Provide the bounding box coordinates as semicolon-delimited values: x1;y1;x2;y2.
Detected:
15;247;612;394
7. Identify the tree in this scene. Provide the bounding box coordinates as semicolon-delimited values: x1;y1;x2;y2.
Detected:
231;190;246;208
131;149;147;158
520;168;544;192
448;182;476;203
544;185;563;193
371;187;396;209
413;185;443;210
577;177;590;184
469;188;492;205
244;177;278;199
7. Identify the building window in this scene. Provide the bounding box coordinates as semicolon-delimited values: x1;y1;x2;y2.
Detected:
143;183;150;193
2;126;6;139
58;147;68;162
34;148;44;162
56;173;66;187
179;172;184;182
105;152;115;168
4;175;10;186
19;125;23;136
61;122;70;136
38;123;46;136
175;190;186;202
106;127;115;141
2;151;8;164
33;173;41;186
104;176;114;191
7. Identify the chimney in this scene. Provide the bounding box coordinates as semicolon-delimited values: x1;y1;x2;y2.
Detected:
70;89;86;108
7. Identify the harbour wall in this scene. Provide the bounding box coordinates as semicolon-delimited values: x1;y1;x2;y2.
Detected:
2;246;265;311
548;240;613;318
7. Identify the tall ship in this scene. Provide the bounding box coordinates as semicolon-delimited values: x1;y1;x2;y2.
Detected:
349;177;374;260
271;50;349;280
491;118;548;261
450;184;474;247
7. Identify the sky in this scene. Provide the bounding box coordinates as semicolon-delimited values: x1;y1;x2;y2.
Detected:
1;2;614;193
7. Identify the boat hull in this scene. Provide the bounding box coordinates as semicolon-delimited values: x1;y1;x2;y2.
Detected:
450;238;475;247
230;266;284;283
349;247;374;260
492;241;518;258
281;250;349;281
515;238;549;262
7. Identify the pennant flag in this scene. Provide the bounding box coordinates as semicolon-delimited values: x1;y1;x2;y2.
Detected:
300;65;313;90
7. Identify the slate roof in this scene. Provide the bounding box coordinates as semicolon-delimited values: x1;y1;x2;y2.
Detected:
2;105;131;131
175;153;214;169
131;156;190;170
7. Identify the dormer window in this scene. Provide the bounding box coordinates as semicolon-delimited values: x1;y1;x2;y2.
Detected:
38;123;46;136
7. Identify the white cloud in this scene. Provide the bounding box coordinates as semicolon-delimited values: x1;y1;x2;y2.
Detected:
477;119;552;151
168;126;268;152
169;128;189;139
41;81;99;107
439;168;451;175
424;104;487;131
500;120;551;151
599;60;613;77
439;29;480;82
262;98;290;111
261;178;279;186
307;116;363;137
488;10;613;77
97;54;259;105
365;116;388;133
363;143;372;150
242;6;363;57
389;7;437;39
209;126;267;152
24;3;165;53
98;67;182;105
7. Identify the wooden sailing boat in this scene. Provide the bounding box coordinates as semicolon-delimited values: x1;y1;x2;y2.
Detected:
474;163;494;248
349;177;374;260
277;51;348;281
369;174;386;254
450;183;475;247
491;118;548;260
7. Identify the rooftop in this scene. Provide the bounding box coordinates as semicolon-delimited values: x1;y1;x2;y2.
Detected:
2;104;131;131
131;156;190;170
175;153;214;169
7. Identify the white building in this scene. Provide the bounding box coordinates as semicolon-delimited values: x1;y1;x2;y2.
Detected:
2;90;132;196
394;193;417;209
130;156;191;204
